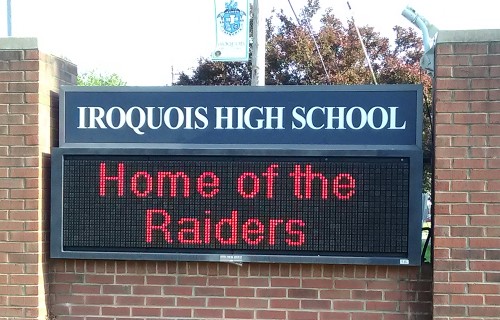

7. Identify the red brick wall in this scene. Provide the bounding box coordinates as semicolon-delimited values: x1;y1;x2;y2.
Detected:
0;38;76;319
1;39;44;320
433;30;500;319
48;261;431;319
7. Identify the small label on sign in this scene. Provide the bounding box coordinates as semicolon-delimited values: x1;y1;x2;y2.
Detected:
400;259;410;265
220;255;243;263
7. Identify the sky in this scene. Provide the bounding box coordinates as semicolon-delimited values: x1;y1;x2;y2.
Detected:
1;0;499;85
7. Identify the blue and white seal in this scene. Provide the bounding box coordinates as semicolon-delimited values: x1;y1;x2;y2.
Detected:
217;0;247;36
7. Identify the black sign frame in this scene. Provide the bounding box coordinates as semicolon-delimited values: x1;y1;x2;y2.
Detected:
51;147;423;265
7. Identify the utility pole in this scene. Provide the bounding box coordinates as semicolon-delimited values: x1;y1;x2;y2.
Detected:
171;65;175;86
7;0;12;36
251;0;265;86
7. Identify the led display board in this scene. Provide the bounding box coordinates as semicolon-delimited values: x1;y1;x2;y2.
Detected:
51;85;423;265
51;149;422;265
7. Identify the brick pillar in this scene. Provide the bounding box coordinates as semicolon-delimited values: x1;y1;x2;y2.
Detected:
434;30;500;319
0;38;76;319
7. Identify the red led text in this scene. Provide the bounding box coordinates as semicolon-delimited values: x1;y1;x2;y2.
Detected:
99;162;220;198
289;165;356;200
237;164;279;199
145;209;305;247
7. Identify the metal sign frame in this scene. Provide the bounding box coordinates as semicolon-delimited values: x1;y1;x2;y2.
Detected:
51;85;423;265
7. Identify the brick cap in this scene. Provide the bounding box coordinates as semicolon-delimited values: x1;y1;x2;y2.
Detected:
0;37;38;49
437;29;500;43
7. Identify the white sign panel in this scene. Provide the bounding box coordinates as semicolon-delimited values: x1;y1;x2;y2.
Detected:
212;0;250;62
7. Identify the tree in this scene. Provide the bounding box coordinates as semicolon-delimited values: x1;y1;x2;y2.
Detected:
176;60;251;86
77;70;127;86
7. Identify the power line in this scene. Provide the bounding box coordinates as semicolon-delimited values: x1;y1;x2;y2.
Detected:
346;1;378;84
287;0;331;84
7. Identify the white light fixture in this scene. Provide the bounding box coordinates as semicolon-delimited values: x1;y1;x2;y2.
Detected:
402;6;439;76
